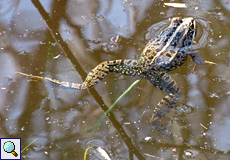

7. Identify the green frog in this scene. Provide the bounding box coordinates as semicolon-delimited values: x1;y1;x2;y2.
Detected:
17;17;216;136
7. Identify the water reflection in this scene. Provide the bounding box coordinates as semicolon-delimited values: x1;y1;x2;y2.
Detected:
1;0;230;159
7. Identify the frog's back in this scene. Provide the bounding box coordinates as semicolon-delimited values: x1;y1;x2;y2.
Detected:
139;17;196;72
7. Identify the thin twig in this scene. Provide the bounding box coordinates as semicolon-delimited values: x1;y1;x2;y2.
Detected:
30;0;145;159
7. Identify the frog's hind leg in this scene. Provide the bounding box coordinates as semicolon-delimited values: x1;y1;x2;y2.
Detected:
17;59;142;90
77;59;142;89
108;59;142;76
144;71;181;137
16;72;90;90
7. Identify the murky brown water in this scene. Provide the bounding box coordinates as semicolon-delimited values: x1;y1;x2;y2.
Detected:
1;0;230;160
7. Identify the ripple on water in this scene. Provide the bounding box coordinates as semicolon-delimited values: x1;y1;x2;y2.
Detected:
85;139;112;160
145;17;212;50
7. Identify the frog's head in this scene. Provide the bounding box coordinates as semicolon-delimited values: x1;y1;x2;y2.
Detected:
156;17;196;49
168;17;196;48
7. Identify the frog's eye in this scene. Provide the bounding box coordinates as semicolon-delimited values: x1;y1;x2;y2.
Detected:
166;53;172;58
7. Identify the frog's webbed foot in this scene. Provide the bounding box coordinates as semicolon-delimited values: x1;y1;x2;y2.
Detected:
16;72;89;90
16;72;45;82
150;93;181;137
145;71;181;137
151;120;173;137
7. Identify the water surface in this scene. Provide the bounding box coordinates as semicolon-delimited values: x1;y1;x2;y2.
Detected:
1;0;230;159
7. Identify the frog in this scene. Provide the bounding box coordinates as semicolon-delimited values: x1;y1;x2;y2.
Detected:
17;17;216;137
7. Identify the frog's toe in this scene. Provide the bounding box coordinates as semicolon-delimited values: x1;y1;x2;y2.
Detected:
204;60;217;65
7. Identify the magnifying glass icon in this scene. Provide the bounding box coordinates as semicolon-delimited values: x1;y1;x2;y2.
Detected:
3;141;18;157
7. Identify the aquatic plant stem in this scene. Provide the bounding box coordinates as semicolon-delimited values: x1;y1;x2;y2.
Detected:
89;78;142;138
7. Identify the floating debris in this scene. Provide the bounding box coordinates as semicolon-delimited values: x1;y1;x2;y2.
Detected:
53;54;61;59
184;150;193;158
144;136;152;142
164;3;187;8
144;153;164;159
200;123;208;130
93;147;111;160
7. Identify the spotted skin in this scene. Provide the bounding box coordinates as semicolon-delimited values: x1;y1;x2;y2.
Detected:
17;17;216;137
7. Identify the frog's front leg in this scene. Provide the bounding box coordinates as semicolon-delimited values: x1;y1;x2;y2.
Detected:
144;71;181;137
188;52;216;65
